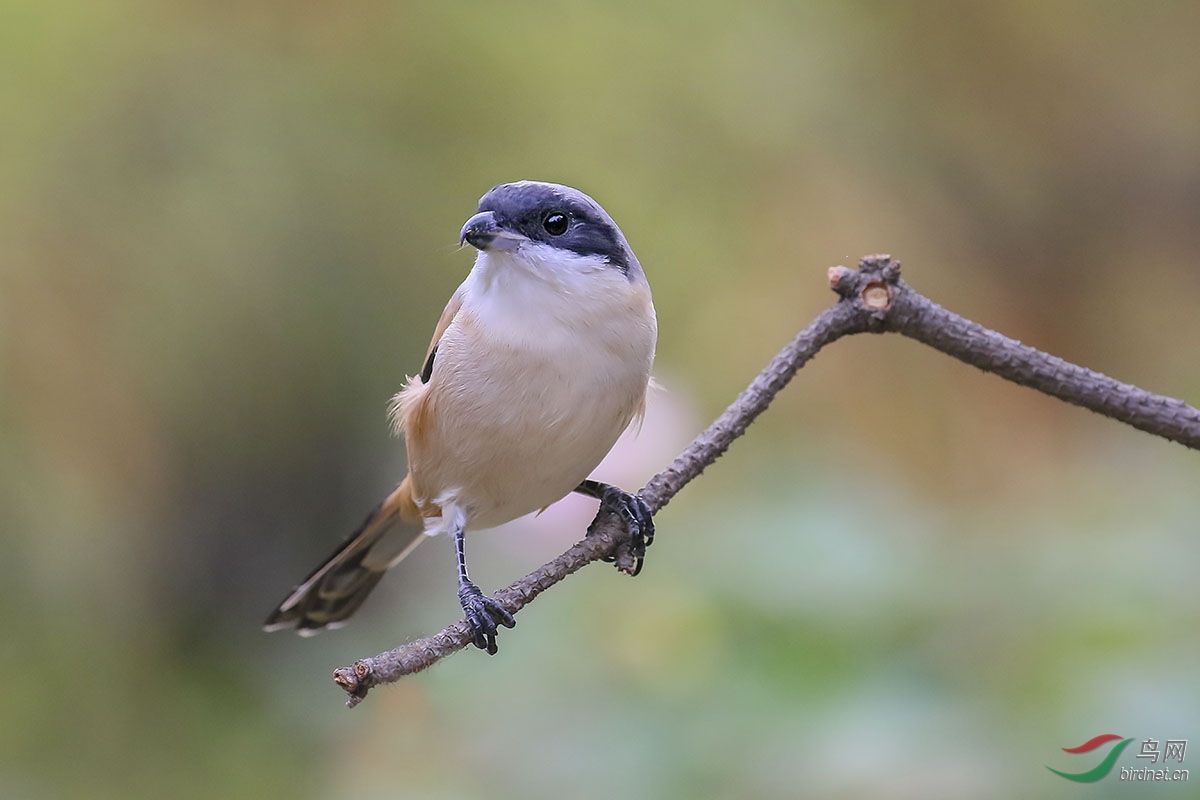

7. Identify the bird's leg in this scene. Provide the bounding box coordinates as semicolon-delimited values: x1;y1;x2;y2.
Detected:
574;479;655;576
453;522;515;655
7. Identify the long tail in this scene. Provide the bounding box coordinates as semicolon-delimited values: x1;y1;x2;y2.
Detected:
263;481;426;636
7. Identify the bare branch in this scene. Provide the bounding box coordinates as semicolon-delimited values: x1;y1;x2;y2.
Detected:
332;255;1200;707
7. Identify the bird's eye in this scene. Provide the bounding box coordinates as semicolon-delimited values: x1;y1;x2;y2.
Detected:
542;212;569;236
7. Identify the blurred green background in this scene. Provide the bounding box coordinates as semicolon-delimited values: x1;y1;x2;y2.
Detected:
3;2;1199;798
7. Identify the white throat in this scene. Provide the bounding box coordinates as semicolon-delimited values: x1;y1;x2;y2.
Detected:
463;244;633;338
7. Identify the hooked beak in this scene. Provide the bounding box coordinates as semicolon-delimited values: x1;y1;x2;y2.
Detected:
460;211;523;252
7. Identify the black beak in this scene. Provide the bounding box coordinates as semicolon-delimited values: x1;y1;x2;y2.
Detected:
460;210;523;252
460;211;500;250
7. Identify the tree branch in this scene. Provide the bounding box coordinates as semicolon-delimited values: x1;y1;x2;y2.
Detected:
332;255;1200;707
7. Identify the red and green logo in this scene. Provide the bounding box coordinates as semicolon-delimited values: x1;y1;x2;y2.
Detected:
1047;734;1135;782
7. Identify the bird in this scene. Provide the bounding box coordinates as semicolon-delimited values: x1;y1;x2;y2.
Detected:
264;180;658;654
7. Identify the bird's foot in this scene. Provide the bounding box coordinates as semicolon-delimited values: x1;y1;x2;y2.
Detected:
458;581;515;655
587;485;655;576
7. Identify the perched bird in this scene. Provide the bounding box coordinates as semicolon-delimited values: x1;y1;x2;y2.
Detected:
264;181;658;653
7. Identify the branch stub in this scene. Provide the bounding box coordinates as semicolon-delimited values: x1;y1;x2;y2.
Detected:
862;282;891;310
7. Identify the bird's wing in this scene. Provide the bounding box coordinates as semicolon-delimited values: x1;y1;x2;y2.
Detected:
388;285;464;436
418;285;464;382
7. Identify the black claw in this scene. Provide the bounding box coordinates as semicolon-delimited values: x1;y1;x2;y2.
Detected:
584;484;655;575
458;582;515;654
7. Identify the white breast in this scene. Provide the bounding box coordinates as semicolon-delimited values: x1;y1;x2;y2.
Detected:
411;245;656;532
